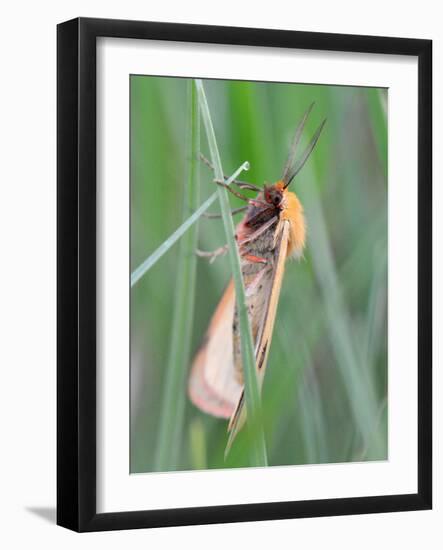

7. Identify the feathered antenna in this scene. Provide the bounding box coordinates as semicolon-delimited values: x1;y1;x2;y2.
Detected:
281;103;326;189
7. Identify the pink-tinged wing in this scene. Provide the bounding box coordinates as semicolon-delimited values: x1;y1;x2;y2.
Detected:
188;281;243;418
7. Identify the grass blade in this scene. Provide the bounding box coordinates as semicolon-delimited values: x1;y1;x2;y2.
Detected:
189;418;207;470
154;81;200;470
303;180;381;453
366;88;388;180
195;79;268;467
131;161;249;287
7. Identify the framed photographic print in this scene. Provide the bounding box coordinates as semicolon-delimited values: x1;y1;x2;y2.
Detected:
57;17;432;531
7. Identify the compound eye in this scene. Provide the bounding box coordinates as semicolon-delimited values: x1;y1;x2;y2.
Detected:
273;194;281;206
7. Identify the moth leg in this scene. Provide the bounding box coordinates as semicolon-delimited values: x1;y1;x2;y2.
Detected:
243;254;268;264
215;181;270;208
196;244;228;264
203;206;247;219
214;179;251;202
235;182;261;192
199;153;261;191
248;199;269;208
199;153;218;172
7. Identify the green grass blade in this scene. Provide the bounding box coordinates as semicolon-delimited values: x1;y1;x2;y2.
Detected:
303;182;380;452
154;81;201;470
189;418;207;470
130;161;249;287
195;79;268;467
366;88;388;180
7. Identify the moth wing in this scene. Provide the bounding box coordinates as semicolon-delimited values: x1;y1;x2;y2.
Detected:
188;280;243;419
226;220;290;454
255;220;291;378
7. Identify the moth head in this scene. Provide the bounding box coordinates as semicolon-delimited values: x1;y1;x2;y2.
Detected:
264;184;284;208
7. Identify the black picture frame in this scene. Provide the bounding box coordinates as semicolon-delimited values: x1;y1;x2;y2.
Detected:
57;17;432;532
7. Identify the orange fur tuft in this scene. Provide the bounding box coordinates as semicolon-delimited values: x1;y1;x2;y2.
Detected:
275;181;306;257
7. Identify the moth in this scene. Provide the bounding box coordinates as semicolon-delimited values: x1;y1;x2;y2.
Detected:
188;104;326;455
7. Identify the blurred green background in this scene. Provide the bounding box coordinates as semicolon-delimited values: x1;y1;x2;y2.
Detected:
130;76;388;473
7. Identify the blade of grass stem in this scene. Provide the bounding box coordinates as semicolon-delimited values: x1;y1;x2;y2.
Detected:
189;418;207;470
364;247;387;374
131;161;249;287
366;88;388;180
303;178;380;451
195;78;268;467
154;81;200;470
